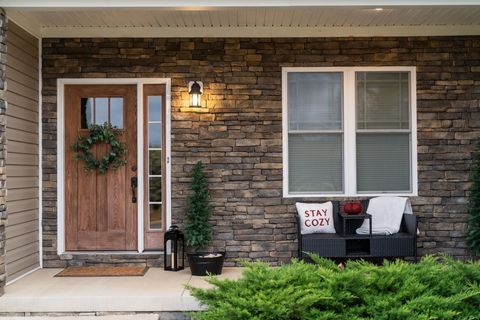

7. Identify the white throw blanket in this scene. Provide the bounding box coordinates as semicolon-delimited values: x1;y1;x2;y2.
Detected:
356;197;413;235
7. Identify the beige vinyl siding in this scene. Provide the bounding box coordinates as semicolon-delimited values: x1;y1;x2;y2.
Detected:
5;21;40;282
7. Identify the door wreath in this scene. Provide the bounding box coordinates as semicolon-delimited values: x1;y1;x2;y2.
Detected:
72;123;127;174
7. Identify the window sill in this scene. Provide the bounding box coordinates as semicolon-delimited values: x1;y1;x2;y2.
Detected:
283;192;417;198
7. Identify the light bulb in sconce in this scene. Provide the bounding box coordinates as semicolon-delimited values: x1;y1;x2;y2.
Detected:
188;81;203;107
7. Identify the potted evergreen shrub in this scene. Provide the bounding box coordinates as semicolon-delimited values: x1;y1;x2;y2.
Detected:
185;161;225;276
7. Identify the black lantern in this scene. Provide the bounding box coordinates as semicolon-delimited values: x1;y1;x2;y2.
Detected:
164;225;184;271
188;81;203;107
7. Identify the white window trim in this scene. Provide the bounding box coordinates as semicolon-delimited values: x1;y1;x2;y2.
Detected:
282;66;418;198
56;78;172;255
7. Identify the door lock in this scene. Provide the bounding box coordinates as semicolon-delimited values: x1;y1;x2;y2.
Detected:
131;176;138;203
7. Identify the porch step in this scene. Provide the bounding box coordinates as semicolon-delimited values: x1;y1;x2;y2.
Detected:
50;252;165;269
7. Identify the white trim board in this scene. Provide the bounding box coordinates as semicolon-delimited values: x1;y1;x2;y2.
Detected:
282;66;418;198
56;78;172;255
38;34;43;269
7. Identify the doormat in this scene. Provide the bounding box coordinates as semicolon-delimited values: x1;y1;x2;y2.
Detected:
55;266;149;277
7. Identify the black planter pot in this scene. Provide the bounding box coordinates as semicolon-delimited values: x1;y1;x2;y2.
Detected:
187;252;225;276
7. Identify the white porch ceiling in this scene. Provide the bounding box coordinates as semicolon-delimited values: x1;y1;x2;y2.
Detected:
4;5;480;38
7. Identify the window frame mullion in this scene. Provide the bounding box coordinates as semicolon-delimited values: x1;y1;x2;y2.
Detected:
343;70;356;196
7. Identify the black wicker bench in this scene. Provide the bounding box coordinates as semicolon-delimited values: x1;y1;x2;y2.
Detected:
296;201;417;261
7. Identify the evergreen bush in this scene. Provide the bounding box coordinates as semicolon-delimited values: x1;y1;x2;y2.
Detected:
184;161;212;252
188;256;480;319
467;140;480;256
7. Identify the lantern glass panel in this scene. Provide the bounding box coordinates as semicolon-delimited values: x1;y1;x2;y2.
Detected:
176;239;184;269
190;93;201;107
165;239;173;269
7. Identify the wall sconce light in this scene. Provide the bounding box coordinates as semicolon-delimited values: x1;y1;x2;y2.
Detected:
188;81;203;107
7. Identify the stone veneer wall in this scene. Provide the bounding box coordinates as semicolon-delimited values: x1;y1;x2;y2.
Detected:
42;36;480;267
0;9;6;295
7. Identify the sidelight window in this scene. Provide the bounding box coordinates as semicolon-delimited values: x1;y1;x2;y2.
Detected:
146;95;163;230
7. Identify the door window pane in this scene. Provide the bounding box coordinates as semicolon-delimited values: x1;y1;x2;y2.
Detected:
149;204;162;229
149;123;162;148
148;96;162;122
288;134;343;193
149;177;162;202
288;72;343;131
357;72;409;129
149;150;162;175
356;133;411;192
110;97;124;129
80;97;125;129
95;97;109;125
80;98;94;129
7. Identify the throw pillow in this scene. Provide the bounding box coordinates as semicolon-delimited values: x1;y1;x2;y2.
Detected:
296;202;336;235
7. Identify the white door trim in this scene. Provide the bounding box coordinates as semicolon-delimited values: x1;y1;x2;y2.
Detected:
56;78;172;255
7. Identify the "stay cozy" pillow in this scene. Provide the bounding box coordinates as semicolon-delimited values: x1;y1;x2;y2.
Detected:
296;202;336;235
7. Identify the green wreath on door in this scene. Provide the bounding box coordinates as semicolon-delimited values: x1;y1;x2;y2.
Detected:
72;123;127;174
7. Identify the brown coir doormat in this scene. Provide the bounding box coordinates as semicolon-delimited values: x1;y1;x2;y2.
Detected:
55;266;148;277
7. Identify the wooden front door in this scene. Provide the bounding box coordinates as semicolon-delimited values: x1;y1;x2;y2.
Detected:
64;85;137;251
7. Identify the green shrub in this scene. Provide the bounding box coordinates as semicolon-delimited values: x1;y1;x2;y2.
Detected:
188;256;480;320
467;140;480;256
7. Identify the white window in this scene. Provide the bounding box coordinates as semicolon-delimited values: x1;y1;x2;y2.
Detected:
282;67;417;197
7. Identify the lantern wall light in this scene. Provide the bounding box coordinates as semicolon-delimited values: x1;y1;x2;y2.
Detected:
188;81;203;107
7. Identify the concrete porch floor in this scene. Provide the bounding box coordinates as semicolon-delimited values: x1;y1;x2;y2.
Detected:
0;267;243;313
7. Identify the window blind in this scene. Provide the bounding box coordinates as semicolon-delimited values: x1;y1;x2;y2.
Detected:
357;72;409;130
288;72;344;193
288;72;342;131
356;133;411;192
289;134;343;193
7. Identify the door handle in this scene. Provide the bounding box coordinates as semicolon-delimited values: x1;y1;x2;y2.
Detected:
131;176;138;203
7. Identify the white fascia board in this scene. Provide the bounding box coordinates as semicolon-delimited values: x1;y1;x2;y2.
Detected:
2;0;480;8
41;25;480;38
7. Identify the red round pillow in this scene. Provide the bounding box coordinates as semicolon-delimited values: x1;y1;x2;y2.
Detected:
344;202;363;215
